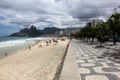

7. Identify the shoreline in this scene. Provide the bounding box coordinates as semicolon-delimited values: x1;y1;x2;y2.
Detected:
0;37;52;58
0;38;69;80
0;40;38;58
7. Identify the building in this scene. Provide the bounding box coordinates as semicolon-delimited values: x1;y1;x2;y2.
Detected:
62;27;81;36
91;19;103;27
85;19;103;27
86;22;92;27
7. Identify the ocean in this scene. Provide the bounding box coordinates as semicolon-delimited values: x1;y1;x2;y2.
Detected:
0;37;46;56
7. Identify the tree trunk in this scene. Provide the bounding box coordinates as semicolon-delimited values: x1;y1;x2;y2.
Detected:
100;42;102;47
87;37;89;42
91;37;94;44
114;40;116;45
113;33;116;45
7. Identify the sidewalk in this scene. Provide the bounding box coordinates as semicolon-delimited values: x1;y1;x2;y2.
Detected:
59;41;81;80
60;39;120;80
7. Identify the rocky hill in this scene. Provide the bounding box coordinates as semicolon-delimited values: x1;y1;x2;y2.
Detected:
10;25;64;37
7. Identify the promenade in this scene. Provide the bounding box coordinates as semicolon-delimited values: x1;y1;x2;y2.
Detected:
60;39;120;80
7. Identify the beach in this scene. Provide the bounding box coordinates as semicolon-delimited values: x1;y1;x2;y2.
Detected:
0;39;69;80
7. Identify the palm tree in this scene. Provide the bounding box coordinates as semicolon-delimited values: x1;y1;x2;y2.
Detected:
95;22;110;46
108;13;120;45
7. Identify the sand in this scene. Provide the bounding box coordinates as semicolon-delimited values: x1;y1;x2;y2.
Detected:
0;39;69;80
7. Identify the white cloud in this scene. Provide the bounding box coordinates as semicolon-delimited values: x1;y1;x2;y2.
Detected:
0;0;120;30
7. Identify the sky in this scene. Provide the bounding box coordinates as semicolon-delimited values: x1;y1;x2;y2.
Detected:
0;0;120;36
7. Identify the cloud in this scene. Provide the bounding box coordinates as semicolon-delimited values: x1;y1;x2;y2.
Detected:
0;0;120;32
66;0;120;19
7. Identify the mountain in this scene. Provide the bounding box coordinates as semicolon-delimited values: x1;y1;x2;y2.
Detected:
42;27;64;34
10;25;63;37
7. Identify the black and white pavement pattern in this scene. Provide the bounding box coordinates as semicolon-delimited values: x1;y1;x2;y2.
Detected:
72;39;120;80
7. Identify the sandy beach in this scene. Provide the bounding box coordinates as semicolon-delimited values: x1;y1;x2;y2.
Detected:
0;39;69;80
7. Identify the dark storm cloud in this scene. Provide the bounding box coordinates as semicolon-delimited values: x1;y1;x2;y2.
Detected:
59;0;120;20
0;0;120;29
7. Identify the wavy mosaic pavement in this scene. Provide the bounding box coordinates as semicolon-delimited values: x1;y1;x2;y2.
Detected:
72;40;120;80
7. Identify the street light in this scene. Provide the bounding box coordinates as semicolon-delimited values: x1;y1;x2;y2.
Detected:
114;6;120;13
114;8;117;13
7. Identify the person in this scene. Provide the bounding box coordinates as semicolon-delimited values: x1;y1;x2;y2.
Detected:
29;46;31;50
5;53;7;56
48;40;51;43
53;39;58;45
39;45;42;47
46;41;49;46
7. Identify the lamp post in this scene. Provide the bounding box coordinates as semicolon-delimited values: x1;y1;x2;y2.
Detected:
114;8;117;13
114;6;120;13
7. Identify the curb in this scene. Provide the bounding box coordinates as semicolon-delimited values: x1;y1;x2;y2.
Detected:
53;40;71;80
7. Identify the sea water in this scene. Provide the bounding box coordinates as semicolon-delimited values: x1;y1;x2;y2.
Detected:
0;37;46;56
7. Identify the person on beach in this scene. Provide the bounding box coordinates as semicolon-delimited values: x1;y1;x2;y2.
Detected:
53;39;58;45
46;41;49;46
29;46;31;50
48;40;51;43
5;53;7;56
39;45;42;47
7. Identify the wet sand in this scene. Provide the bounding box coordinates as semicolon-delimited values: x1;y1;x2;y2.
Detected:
0;39;69;80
